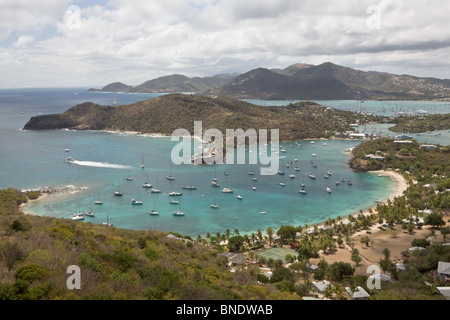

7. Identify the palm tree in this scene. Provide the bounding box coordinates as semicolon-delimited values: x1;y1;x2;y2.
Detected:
257;229;263;243
266;227;274;246
233;228;240;236
225;228;230;240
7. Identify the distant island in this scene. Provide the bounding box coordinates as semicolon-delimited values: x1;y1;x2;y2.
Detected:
89;62;450;101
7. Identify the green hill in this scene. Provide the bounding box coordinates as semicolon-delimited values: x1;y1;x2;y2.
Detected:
23;94;373;141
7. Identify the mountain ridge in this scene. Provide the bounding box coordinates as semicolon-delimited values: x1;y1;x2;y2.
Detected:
89;62;450;100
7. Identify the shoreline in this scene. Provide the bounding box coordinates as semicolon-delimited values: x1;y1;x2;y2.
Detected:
19;170;408;239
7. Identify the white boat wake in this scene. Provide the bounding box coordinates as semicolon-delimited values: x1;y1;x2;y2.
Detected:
71;160;132;170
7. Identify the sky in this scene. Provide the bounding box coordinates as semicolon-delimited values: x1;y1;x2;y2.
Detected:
1;0;450;88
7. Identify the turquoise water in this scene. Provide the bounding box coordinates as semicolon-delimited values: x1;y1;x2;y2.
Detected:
6;88;448;237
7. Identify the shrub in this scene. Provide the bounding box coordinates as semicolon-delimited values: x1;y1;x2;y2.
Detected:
15;264;49;283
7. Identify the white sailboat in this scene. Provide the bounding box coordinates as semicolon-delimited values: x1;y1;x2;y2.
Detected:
142;173;152;188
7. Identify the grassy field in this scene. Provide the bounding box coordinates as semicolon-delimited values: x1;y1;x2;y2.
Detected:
255;247;297;263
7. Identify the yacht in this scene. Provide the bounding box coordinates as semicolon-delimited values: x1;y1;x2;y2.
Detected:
150;188;161;193
170;200;179;205
327;171;332;176
327;187;332;193
252;187;256;191
210;204;219;209
299;189;307;195
131;198;143;205
113;191;123;197
168;192;182;196
252;177;258;181
336;181;340;186
347;180;353;185
71;213;84;221
94;200;103;205
248;170;255;175
308;174;316;179
222;188;233;193
279;183;286;187
237;195;243;200
147;210;160;216
324;174;329;179
65;157;75;163
211;181;220;187
172;211;185;216
84;210;95;217
278;171;285;175
142;183;152;188
312;153;317;157
166;175;175;181
294;167;301;171
289;174;296;179
182;186;197;190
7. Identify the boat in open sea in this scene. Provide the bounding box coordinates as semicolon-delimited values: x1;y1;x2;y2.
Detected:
131;198;143;205
168;192;182;196
173;211;185;216
327;187;332;193
308;174;316;179
147;210;159;216
299;189;307;195
222;188;233;193
182;186;197;190
166;175;175;181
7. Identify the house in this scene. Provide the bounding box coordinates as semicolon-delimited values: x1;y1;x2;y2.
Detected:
437;287;450;300
409;246;426;253
345;286;371;300
419;144;438;150
349;133;366;140
437;261;450;283
306;263;319;272
312;280;332;293
365;154;385;161
368;273;391;282
396;263;407;273
220;252;247;266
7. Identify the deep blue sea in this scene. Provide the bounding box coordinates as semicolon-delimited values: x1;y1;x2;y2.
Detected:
0;88;448;237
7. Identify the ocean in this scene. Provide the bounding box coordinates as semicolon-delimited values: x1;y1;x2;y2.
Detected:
0;88;448;237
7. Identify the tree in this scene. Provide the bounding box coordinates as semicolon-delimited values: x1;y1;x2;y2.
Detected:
270;267;295;284
411;238;430;248
441;226;450;242
360;236;370;248
351;249;362;267
424;213;445;228
227;235;244;252
266;227;274;246
277;225;297;245
0;241;25;272
326;262;355;281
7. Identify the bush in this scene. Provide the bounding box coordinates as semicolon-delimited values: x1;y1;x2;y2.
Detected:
411;238;430;248
15;264;49;283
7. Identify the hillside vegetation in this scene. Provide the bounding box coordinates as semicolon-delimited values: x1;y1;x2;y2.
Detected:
388;114;450;133
23;94;373;141
0;188;298;300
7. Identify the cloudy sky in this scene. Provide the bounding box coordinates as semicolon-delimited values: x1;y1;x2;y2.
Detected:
1;0;450;88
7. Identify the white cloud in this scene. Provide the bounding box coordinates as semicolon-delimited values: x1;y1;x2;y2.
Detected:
1;0;450;88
